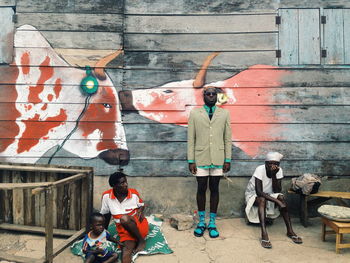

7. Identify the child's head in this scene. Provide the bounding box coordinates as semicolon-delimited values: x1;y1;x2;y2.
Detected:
90;212;105;235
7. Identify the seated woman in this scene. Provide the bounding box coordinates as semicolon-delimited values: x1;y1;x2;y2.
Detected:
100;171;149;263
244;152;302;249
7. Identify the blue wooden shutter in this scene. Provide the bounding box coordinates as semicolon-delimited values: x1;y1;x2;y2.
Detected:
0;7;14;64
279;9;320;65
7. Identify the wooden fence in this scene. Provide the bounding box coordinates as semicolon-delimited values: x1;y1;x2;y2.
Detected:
0;162;94;263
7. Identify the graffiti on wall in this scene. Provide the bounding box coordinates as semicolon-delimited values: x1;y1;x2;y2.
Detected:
0;25;129;166
120;54;291;158
1;25;294;171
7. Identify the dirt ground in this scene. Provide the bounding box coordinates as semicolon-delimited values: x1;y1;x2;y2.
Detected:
0;217;349;263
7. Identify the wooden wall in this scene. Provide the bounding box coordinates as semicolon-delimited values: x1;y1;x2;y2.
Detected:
0;0;349;177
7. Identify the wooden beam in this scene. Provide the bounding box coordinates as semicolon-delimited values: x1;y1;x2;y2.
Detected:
0;164;92;174
45;187;54;263
0;223;75;237
52;173;86;187
51;228;86;258
0;182;51;190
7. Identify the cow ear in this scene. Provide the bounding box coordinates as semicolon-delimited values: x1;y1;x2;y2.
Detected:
15;25;69;67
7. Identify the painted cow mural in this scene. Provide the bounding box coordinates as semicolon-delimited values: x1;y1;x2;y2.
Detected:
0;25;129;166
120;53;291;158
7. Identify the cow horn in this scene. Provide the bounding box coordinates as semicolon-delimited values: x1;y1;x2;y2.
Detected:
94;49;123;80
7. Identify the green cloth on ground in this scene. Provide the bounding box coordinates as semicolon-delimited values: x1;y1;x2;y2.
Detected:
71;216;173;262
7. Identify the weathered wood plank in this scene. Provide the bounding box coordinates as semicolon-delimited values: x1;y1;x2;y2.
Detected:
1;170;13;222
24;172;36;225
122;123;350;142
125;1;278;14
15;30;122;49
0;164;92;173
298;9;320;64
343;9;350;64
126;14;277;33
122;51;277;69
1;141;349;161
17;0;123;13
1;85;349;105
0;104;348;122
127;141;350;160
0;7;14;64
44;186;53;262
125;33;277;51
0;0;15;6
122;160;349;177
12;171;24;225
279;9;298;65
0;222;75;236
0;182;51;190
74;0;124;14
0;122;348;141
16;0;74;13
16;13;123;32
119;68;350;89
51;228;85;258
126;0;350;14
324;9;344;64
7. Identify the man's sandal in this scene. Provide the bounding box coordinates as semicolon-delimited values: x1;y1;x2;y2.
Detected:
287;235;303;244
207;224;219;238
260;239;272;249
194;223;206;237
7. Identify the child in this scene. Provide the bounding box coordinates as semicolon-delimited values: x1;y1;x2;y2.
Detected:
82;212;121;263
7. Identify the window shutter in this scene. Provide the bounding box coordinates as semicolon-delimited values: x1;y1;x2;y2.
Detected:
0;7;15;64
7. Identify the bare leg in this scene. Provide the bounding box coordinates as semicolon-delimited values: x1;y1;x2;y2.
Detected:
277;195;302;243
254;197;270;244
196;176;208;211
120;215;146;253
277;195;295;236
209;176;221;213
121;240;136;263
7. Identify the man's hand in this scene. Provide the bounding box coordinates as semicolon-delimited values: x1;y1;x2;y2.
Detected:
223;162;231;173
136;209;145;222
270;163;280;176
189;163;197;174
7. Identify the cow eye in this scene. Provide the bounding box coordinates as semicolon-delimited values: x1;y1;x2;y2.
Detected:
103;103;112;108
163;90;173;93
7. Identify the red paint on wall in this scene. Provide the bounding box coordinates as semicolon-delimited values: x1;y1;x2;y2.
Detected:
79;87;119;151
54;78;62;98
0;66;20;153
17;108;67;153
28;56;53;104
221;65;290;156
21;52;30;75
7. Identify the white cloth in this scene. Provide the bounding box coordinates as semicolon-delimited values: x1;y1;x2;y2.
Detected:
244;164;284;223
266;152;283;162
245;193;282;223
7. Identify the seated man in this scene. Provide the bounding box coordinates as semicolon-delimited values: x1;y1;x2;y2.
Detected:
244;152;302;248
101;171;149;263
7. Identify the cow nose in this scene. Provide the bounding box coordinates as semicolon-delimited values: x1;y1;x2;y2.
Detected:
98;149;130;166
119;90;136;111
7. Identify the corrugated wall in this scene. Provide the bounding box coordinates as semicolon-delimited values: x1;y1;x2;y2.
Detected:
0;0;349;177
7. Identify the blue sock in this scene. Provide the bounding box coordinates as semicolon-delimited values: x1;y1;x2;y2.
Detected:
198;211;206;225
209;212;217;226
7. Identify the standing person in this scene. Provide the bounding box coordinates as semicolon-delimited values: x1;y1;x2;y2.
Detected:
187;53;232;238
100;171;149;263
245;152;302;248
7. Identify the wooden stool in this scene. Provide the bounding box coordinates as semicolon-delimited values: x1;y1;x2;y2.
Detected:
321;217;350;253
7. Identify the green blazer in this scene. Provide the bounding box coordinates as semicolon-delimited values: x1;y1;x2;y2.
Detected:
187;106;232;166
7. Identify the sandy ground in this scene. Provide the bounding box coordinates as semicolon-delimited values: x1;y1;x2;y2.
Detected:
0;217;349;263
